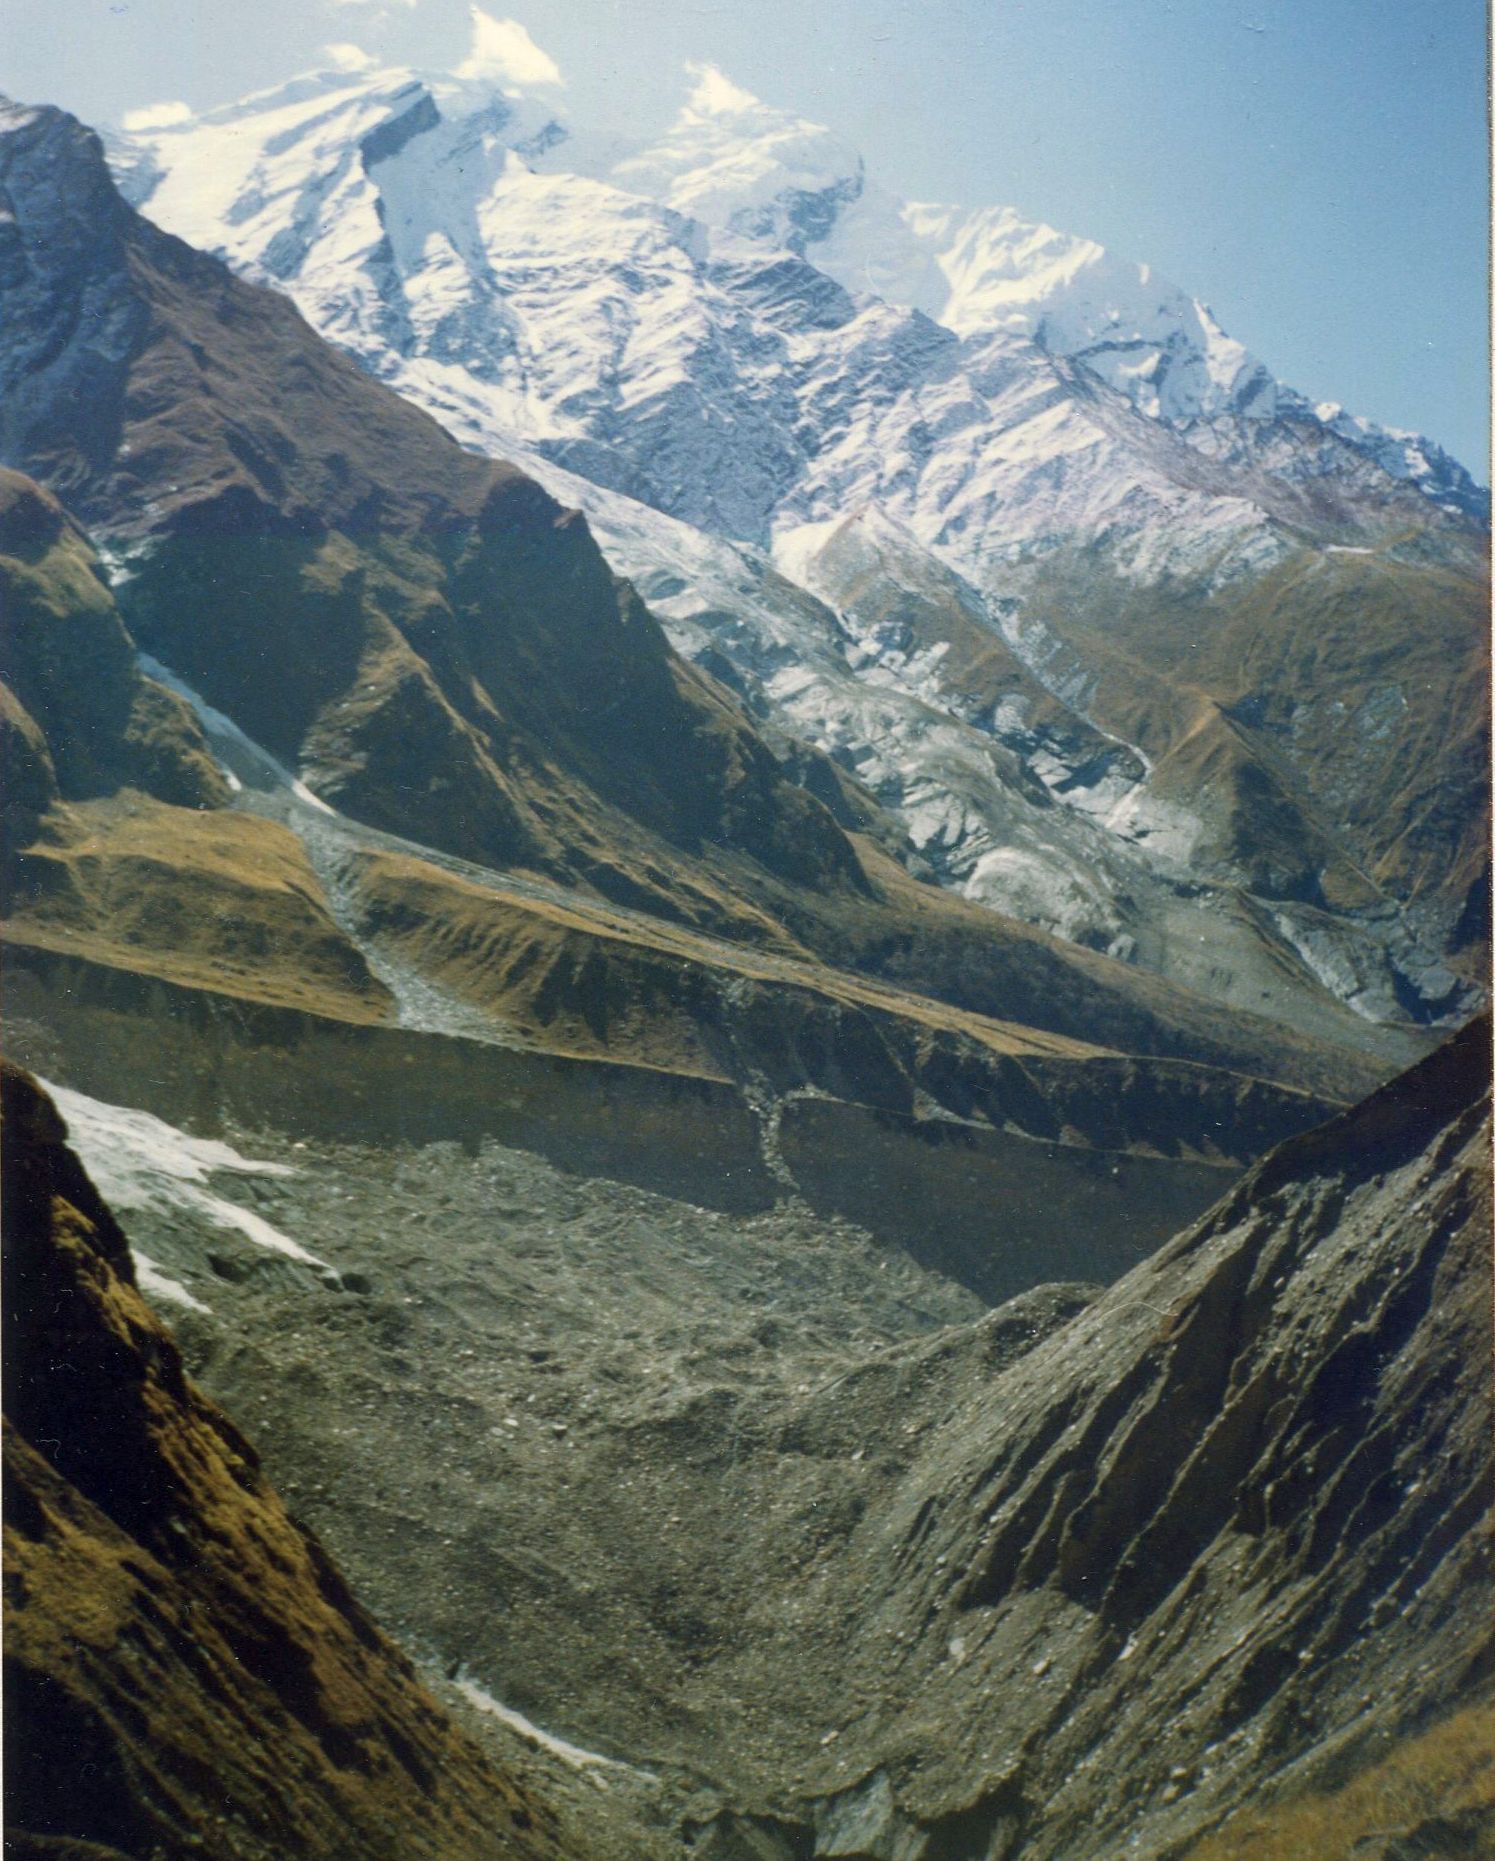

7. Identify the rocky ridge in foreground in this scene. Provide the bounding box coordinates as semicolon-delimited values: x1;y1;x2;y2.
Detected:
1;1059;661;1860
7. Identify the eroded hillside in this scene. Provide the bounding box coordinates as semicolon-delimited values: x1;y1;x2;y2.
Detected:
1;1060;660;1860
20;1017;1488;1858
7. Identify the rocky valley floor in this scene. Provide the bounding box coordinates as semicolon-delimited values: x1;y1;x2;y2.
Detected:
18;1019;1492;1861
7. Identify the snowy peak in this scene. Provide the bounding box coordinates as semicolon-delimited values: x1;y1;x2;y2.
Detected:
106;50;1486;533
611;65;864;255
112;52;577;347
605;68;1257;418
595;72;1481;510
806;190;1278;425
112;8;575;256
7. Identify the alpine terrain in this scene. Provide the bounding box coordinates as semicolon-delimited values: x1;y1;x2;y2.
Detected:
107;27;1490;1042
0;21;1489;1861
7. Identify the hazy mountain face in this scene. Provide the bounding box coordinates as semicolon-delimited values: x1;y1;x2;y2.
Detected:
107;54;1490;1038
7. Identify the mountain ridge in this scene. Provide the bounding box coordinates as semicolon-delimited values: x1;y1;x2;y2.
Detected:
94;49;1489;1039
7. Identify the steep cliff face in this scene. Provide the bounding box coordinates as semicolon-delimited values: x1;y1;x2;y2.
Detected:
739;1013;1494;1857
0;1060;610;1861
0;469;226;844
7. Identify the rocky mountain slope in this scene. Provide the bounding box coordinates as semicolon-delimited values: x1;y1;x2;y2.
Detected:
32;990;1488;1857
1;1059;653;1860
104;31;1490;1033
0;443;1377;1307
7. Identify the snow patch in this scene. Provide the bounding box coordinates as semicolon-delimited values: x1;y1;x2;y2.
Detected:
455;1676;654;1784
132;1251;212;1314
138;654;337;813
324;43;377;75
43;1082;334;1276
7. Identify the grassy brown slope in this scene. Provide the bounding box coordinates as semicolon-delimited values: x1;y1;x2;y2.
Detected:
1198;547;1491;909
1184;1701;1495;1860
354;846;1103;1070
5;796;393;1021
345;844;1355;1158
1;1061;595;1861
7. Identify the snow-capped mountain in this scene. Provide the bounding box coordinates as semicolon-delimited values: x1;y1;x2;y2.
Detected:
110;46;1484;554
101;23;1490;1033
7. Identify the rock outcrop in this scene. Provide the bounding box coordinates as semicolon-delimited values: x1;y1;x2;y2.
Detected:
1;1060;595;1861
745;1013;1495;1855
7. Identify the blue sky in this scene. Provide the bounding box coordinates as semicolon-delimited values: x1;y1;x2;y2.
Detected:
5;0;1488;473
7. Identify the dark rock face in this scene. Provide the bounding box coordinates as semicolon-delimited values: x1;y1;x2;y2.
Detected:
763;1014;1493;1857
0;469;226;846
0;105;143;492
0;1060;586;1861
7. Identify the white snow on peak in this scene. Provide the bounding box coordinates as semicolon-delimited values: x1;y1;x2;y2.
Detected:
602;76;1282;425
611;67;863;250
455;9;564;91
807;193;1278;424
111;51;1482;587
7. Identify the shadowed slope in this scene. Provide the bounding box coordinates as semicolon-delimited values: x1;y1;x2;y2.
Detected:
1;1060;611;1861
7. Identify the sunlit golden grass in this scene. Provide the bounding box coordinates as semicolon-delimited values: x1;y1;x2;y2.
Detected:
5;796;393;1021
1188;1701;1495;1860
